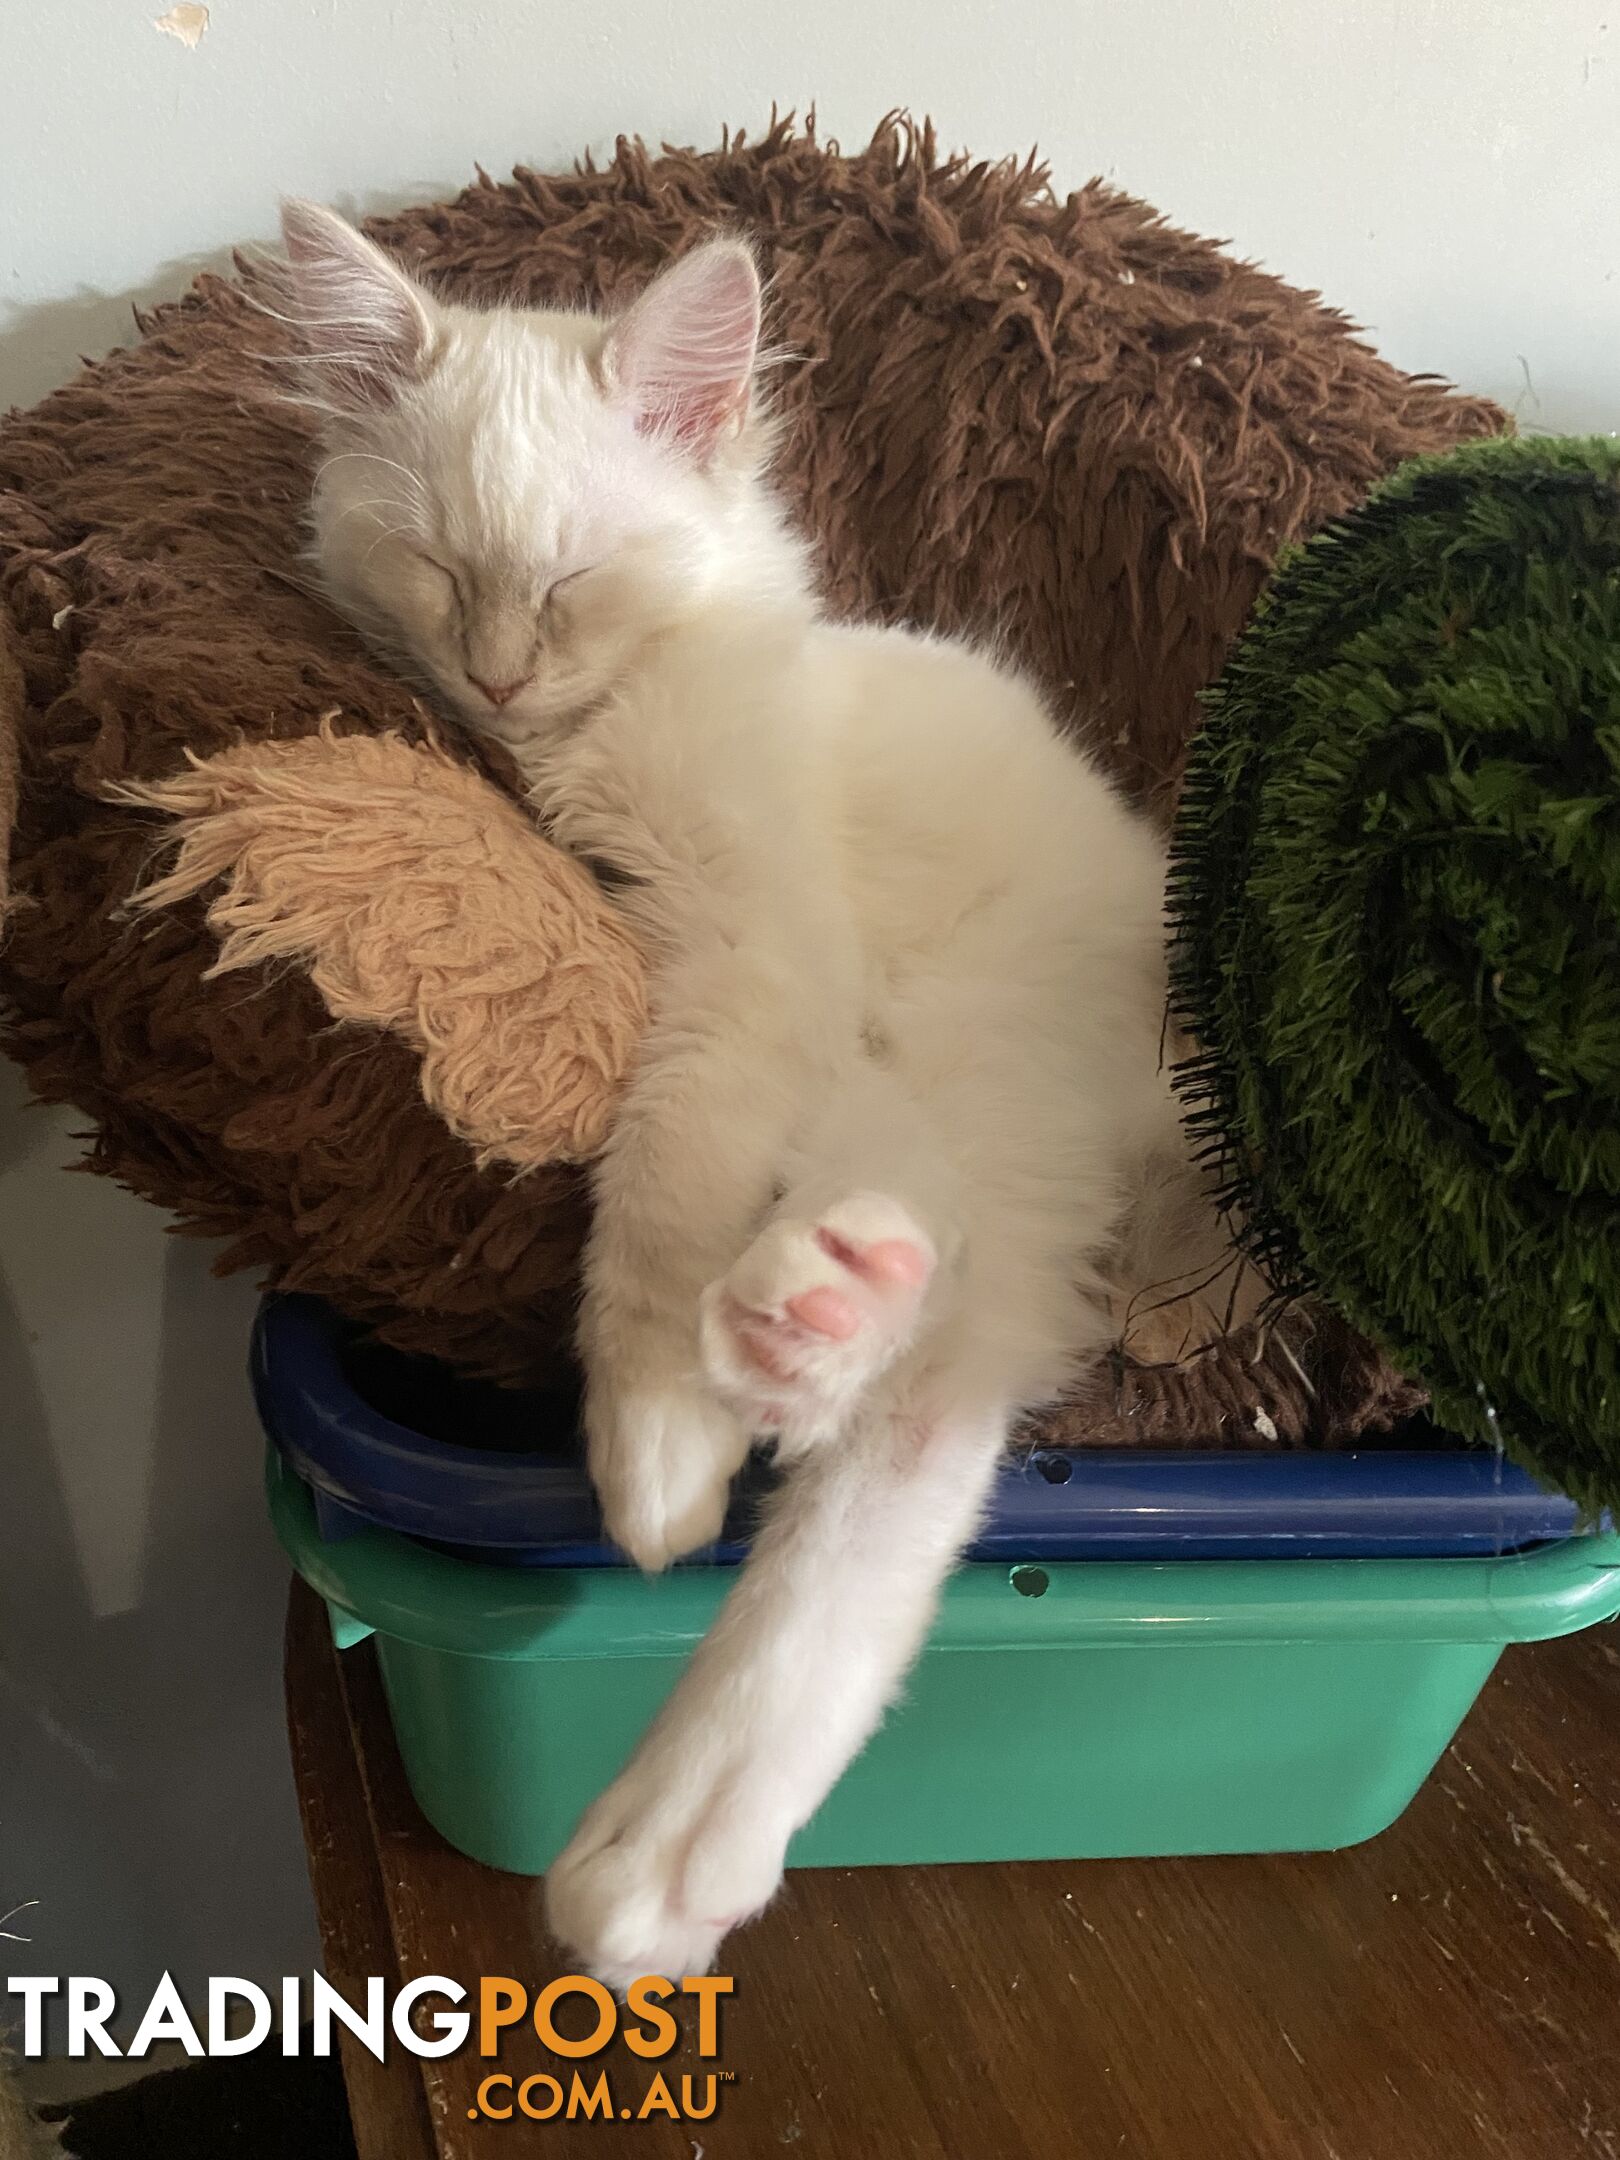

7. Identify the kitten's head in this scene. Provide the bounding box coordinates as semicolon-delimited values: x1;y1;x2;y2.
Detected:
274;201;794;750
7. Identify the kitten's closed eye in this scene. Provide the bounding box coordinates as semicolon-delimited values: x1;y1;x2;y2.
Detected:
407;551;464;608
411;554;591;612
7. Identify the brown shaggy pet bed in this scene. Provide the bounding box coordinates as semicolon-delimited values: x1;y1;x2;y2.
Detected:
0;117;1502;1442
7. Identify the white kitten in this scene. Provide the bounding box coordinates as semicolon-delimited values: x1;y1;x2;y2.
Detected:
279;202;1251;1986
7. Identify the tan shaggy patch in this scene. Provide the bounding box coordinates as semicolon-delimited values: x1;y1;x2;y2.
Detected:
117;725;645;1169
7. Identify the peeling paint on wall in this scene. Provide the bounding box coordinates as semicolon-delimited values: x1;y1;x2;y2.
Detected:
154;4;210;50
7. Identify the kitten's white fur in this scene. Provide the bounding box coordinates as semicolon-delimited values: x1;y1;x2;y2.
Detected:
279;202;1251;1986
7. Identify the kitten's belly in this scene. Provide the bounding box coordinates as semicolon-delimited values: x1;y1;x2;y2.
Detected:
814;620;1164;978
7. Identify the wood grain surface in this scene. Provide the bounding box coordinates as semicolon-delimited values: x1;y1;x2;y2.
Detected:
285;1581;1620;2160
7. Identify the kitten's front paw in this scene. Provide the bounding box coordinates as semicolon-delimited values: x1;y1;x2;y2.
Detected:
544;1757;785;1992
699;1192;935;1447
587;1376;751;1572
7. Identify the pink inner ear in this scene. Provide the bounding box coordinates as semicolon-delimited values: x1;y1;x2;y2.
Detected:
635;377;744;453
606;242;761;460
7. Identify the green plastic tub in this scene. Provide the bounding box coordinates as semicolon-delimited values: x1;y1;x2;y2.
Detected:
268;1451;1620;1875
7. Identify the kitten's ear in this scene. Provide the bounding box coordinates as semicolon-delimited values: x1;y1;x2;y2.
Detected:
277;199;438;410
602;239;761;461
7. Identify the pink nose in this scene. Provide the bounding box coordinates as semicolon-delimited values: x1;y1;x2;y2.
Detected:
468;673;533;708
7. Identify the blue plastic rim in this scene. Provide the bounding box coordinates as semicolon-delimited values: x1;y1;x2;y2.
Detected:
252;1295;1590;1567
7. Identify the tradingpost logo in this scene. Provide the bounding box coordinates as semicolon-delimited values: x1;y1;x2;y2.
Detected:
469;1973;735;2124
7;1971;736;2125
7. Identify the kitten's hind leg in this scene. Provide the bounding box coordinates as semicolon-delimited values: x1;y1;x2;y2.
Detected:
545;1374;1009;1989
697;1062;957;1449
699;1191;935;1447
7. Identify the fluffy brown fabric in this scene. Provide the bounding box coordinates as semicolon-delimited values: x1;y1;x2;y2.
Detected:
0;624;22;926
1044;1309;1426;1451
0;115;1502;1420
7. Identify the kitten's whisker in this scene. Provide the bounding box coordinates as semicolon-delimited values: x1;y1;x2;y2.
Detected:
313;449;429;499
256;564;332;602
326;496;425;535
357;523;420;567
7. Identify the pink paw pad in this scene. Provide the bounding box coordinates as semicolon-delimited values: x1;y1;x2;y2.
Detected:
783;1285;859;1339
701;1196;937;1429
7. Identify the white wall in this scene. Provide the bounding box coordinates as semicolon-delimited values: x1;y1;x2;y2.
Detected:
3;0;1618;430
0;0;1615;2074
